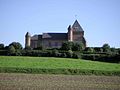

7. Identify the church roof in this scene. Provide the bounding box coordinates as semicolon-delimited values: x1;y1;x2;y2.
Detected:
31;35;38;40
72;20;84;31
42;33;68;40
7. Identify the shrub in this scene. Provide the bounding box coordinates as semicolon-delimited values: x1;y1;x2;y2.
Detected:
52;49;59;57
0;50;7;55
61;53;67;58
0;44;4;50
66;50;73;58
7;45;16;55
9;42;23;50
82;54;120;63
24;46;32;50
102;43;111;53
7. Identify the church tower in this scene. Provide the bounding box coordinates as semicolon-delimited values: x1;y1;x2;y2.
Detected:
68;20;86;47
25;32;31;47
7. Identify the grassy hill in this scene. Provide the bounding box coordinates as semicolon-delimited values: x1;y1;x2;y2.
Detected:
0;56;120;75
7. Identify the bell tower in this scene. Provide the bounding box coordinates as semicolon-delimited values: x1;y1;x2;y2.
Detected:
68;20;86;47
25;32;31;47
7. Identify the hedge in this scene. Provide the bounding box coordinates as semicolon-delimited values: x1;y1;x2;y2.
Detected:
0;67;120;76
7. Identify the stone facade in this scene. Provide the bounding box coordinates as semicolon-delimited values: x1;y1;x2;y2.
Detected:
25;20;86;49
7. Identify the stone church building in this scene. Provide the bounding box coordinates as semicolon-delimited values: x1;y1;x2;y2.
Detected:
25;20;86;49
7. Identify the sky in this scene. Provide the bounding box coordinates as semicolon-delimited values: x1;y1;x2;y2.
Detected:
0;0;120;48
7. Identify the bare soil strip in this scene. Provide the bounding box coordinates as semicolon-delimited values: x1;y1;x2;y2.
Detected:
0;73;120;90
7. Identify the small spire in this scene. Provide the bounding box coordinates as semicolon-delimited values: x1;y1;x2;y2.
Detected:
25;32;31;37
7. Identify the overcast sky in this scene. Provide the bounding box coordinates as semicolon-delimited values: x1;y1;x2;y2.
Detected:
0;0;120;48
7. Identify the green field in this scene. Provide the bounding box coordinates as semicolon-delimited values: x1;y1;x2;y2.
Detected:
0;56;120;75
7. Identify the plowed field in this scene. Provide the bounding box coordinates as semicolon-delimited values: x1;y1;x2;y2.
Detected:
0;73;120;90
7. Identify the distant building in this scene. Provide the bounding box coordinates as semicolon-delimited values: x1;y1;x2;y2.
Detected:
25;20;86;49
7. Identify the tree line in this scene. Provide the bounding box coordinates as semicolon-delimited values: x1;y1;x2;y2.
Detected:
0;42;120;63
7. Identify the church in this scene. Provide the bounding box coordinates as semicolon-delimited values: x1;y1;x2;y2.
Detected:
25;20;86;49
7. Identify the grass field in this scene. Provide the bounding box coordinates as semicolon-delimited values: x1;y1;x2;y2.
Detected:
0;56;120;75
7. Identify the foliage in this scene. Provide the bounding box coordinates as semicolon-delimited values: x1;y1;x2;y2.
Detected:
72;42;85;51
84;47;94;53
24;46;32;50
9;42;23;50
33;46;43;50
7;45;16;55
61;41;85;51
82;54;120;63
0;43;4;50
61;42;73;50
102;43;111;53
66;50;73;58
94;47;103;53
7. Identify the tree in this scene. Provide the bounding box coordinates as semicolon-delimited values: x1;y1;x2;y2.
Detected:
94;47;103;53
7;45;15;55
52;49;59;57
9;42;23;50
111;48;118;54
61;42;73;50
85;47;94;53
102;43;111;53
24;46;32;50
66;50;73;58
0;43;4;50
72;42;85;51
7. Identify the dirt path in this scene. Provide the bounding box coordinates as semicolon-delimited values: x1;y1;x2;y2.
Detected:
0;73;120;90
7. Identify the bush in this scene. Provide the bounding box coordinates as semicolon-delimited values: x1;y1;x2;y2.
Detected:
0;50;7;55
52;49;59;57
7;45;16;55
61;53;67;58
66;50;73;58
24;46;32;50
0;44;4;50
0;67;119;76
81;54;120;63
9;42;23;50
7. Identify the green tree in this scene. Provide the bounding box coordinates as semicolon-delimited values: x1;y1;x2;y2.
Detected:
52;49;59;57
111;48;118;54
94;47;103;53
0;43;4;50
9;42;23;50
61;42;73;50
66;50;73;58
85;47;94;53
24;46;32;50
72;42;85;51
8;45;15;55
102;43;111;53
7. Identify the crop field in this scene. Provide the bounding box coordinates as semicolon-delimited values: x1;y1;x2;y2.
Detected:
0;73;120;90
0;56;120;75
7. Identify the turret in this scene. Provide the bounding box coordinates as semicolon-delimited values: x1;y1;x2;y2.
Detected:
68;25;73;41
25;32;31;47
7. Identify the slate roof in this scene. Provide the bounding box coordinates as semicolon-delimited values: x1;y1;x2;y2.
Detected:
42;33;68;40
31;35;38;40
72;20;84;31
